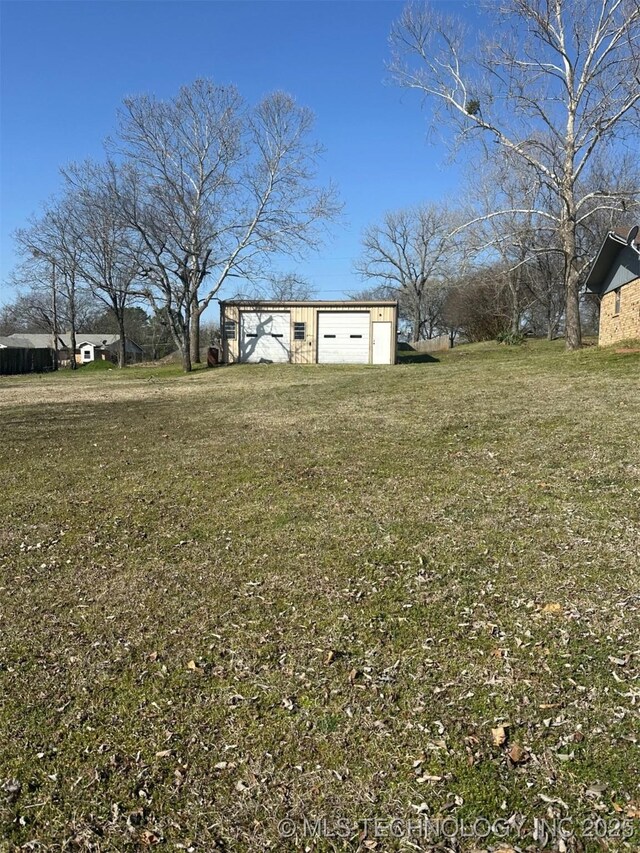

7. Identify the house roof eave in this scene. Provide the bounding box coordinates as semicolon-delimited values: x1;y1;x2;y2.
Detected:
584;230;633;294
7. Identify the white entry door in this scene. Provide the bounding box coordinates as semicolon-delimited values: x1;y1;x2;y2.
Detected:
240;312;291;362
372;322;393;364
317;312;370;363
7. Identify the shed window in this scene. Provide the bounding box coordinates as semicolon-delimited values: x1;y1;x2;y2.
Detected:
614;288;621;314
294;322;306;340
223;320;237;340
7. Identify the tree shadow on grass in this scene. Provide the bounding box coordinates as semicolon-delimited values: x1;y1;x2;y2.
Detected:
396;343;440;364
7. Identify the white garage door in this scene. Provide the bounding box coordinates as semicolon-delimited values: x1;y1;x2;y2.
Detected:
240;312;291;362
317;312;370;363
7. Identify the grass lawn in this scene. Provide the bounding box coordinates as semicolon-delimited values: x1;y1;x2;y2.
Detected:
1;340;639;851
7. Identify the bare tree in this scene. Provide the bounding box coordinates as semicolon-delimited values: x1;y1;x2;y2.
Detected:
522;246;566;339
1;280;101;338
576;149;640;258
63;162;142;367
465;157;550;334
442;266;513;342
356;204;460;341
1;273;58;337
261;273;317;301
463;148;640;339
14;200;88;369
111;79;339;371
390;0;640;350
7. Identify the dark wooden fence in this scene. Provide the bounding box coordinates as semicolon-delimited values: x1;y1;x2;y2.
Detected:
0;347;57;375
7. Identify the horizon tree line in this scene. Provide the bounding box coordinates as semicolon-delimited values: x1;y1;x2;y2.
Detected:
6;0;640;364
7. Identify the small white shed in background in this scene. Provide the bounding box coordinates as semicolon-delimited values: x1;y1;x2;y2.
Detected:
220;300;398;365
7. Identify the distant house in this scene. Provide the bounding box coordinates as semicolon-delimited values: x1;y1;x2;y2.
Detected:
0;333;144;364
585;226;640;346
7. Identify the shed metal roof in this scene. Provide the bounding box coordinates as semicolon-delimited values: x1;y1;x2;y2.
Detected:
220;299;398;307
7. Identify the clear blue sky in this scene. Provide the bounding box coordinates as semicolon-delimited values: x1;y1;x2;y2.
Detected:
0;0;477;312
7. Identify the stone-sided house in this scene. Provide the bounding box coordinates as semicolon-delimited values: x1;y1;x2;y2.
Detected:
585;226;640;346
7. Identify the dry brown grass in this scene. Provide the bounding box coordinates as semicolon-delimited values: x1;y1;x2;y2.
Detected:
1;341;639;851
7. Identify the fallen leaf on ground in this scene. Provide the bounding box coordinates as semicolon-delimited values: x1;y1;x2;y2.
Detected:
507;743;528;764
491;726;508;746
139;830;160;845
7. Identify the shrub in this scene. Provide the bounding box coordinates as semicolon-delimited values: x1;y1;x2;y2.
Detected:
80;358;115;370
496;331;525;346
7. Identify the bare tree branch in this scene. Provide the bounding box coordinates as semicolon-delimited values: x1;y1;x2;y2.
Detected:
389;0;640;349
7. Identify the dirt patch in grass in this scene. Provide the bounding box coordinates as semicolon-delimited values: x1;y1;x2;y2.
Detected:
1;342;639;850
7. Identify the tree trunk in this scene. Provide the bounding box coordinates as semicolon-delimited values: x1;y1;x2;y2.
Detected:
190;302;201;364
510;292;520;335
508;270;520;335
117;313;127;368
51;261;58;354
565;272;581;349
546;299;554;340
562;220;582;350
68;274;77;370
412;303;422;342
69;327;77;370
181;317;192;373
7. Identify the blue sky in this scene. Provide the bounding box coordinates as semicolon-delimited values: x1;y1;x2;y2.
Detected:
0;0;478;312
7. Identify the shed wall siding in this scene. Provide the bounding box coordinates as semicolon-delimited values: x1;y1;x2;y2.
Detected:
599;277;640;346
221;303;396;364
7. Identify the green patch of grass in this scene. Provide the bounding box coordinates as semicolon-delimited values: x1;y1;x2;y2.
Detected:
396;349;440;364
78;358;117;371
1;340;639;849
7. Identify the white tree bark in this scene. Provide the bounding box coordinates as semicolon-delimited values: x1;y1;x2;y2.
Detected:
389;0;640;349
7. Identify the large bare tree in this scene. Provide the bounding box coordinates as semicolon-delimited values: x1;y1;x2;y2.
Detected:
355;203;461;340
62;162;142;368
110;79;339;371
390;0;640;349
